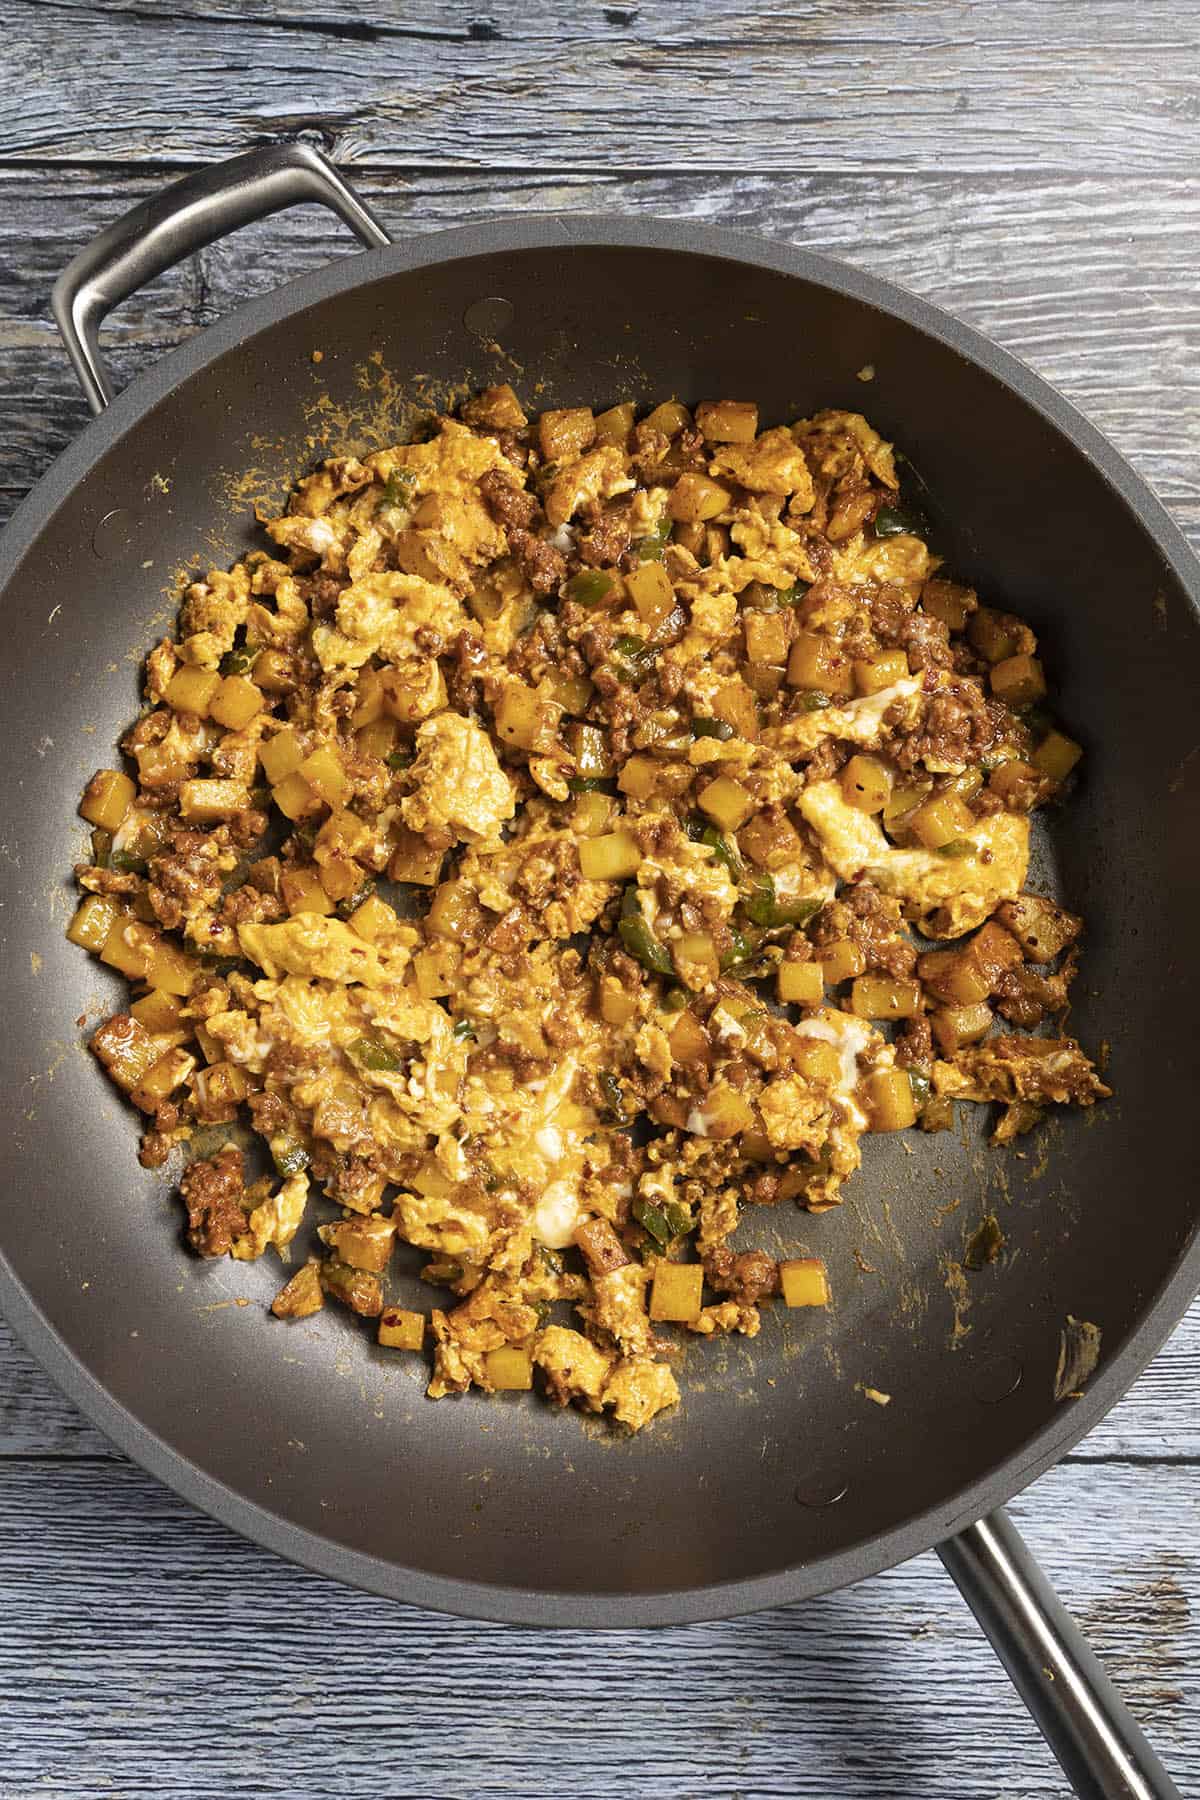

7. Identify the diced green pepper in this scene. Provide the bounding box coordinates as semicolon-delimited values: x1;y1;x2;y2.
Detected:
598;1070;630;1121
691;717;734;741
685;816;742;882
617;886;674;977
379;468;416;508
873;502;928;539
613;634;657;686
720;927;762;973
797;691;832;713
567;776;612;793
385;750;413;771
633;515;671;562
632;1197;673;1249
537;1244;565;1275
219;645;257;677
907;1070;932;1111
564;569;614;608
271;1137;310;1178
452;1019;476;1042
935;838;976;859
347;1036;403;1073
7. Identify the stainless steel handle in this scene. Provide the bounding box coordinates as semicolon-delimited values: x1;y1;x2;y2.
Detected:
939;1511;1182;1799
51;143;391;414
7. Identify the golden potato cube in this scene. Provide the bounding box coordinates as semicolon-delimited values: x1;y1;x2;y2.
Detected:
625;560;676;630
543;668;594;715
569;721;613;779
922;579;976;631
820;938;866;985
99;915;155;982
484;1344;535;1390
990;653;1046;709
698;1083;755;1139
968;608;1024;663
786;631;854;697
790;1037;843;1083
253;649;294;695
135;742;186;789
322;1214;396;1273
593;401;636;448
196;1062;248;1112
909;791;975;850
932;1002;994;1054
739;809;803;870
579;830;641;881
351;666;385;727
80;769;136;833
667;472;731;523
387;827;444;887
917;948;992;1007
272;770;321;822
696;400;758;444
66;894;120;954
349;893;399;943
840;754;893;814
259;726;305;785
496;684;561;753
130;987;185;1034
209;674;263;731
281;867;335;916
90;1013;161;1092
143;936;198;997
780;1258;829;1307
644;399;692;436
744;609;791;666
669;1008;713;1065
711;678;760;741
179;779;250;824
673;930;720;988
378;1307;425;1351
299;746;348;807
778;960;824;1005
164;665;220;718
464;383;527;429
697;775;755;832
356;717;398;761
539;406;596;461
988;759;1040;808
426;879;480;941
414;944;459;998
131;1046;197;1113
598;974;638;1025
382;661;446;724
317;857;364;903
853;649;909;695
862;1067;917;1131
573;791;616;837
1032;729;1082;781
649;1261;704;1323
617;754;660;800
850;975;922;1020
272;1263;324;1320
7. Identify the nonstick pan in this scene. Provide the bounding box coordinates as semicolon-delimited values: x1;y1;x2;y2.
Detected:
2;146;1197;1798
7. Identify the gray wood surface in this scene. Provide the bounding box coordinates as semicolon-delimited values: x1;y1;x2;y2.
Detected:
1;3;1198;1795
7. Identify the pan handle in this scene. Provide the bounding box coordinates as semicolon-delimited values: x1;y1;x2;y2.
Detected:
939;1510;1182;1799
51;143;392;415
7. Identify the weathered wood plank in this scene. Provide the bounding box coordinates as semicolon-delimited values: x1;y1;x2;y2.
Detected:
3;0;1199;173
0;1456;1191;1798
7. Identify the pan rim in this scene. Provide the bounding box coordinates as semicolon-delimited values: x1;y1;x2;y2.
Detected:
2;211;1198;1628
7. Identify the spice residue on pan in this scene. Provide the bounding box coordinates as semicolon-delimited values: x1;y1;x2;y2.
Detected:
1054;1314;1102;1401
65;387;1108;1435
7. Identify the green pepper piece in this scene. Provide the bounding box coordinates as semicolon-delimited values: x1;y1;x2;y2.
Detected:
379;468;416;509
907;1070;932;1112
348;1036;403;1073
632;1197;674;1249
662;1198;694;1238
685;816;743;882
934;838;976;859
720;927;761;973
691;717;734;741
271;1137;310;1179
617;887;675;977
110;849;147;874
742;872;779;927
385;751;413;771
452;1019;476;1042
598;1070;630;1121
661;986;689;1014
567;775;611;793
421;1257;464;1286
335;880;376;920
797;690;832;713
90;828;113;869
564;569;614;608
537;1243;565;1275
613;634;657;687
633;515;671;562
873;502;929;539
219;645;257;677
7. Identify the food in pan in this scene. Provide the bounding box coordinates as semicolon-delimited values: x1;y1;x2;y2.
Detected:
69;388;1109;1432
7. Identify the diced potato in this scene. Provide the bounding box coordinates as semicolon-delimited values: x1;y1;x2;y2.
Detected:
134;742;188;789
281;867;335;916
314;809;371;866
862;1067;918;1131
644;399;692;437
90;1012;160;1092
922;579;977;630
356;716;398;760
840;753;893;814
574;1217;631;1277
494;683;561;753
539;407;596;462
988;759;1041;808
667;473;731;523
617;754;660;801
322;1262;384;1317
272;769;321;821
130;988;185;1034
259;727;305;785
697;1084;755;1139
579;830;641;881
778;960;824;1005
271;1263;325;1320
743;609;791;666
382;662;446;724
299;746;348;808
321;1214;396;1273
99;915;155;981
410;1159;456;1201
820;938;866;985
179;779;250;824
739;809;803;870
349;893;399;942
388;827;444;887
932;1002;993;1053
485;1345;534;1391
195;1062;248;1113
318;857;366;903
573;790;616;837
209;674;263;731
740;1131;775;1163
144;935;198;997
997;893;1082;963
649;1261;704;1323
464;383;527;430
696;399;758;444
1033;729;1082;781
991;653;1046;708
80;769;136;833
351;666;385;727
414;944;459;998
427;879;481;941
593;401;636;448
744;660;784;702
786;631;854;697
853;649;909;695
697;775;755;832
253;649;294;695
568;722;613;779
598;975;638;1025
164;666;220;718
850;975;921;1020
916;948;992;1007
543;668;594;715
711;678;760;741
909;791;975;850
970;921;1024;981
625;561;676;630
66;894;120;954
790;1037;843;1083
780;1258;829;1308
131;1046;197;1113
669;1008;713;1065
968;608;1022;663
378;1307;425;1351
674;930;719;987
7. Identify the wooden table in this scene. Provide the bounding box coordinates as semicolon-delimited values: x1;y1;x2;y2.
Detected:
1;3;1197;1793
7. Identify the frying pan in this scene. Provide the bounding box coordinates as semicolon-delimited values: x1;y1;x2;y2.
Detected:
1;145;1196;1798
